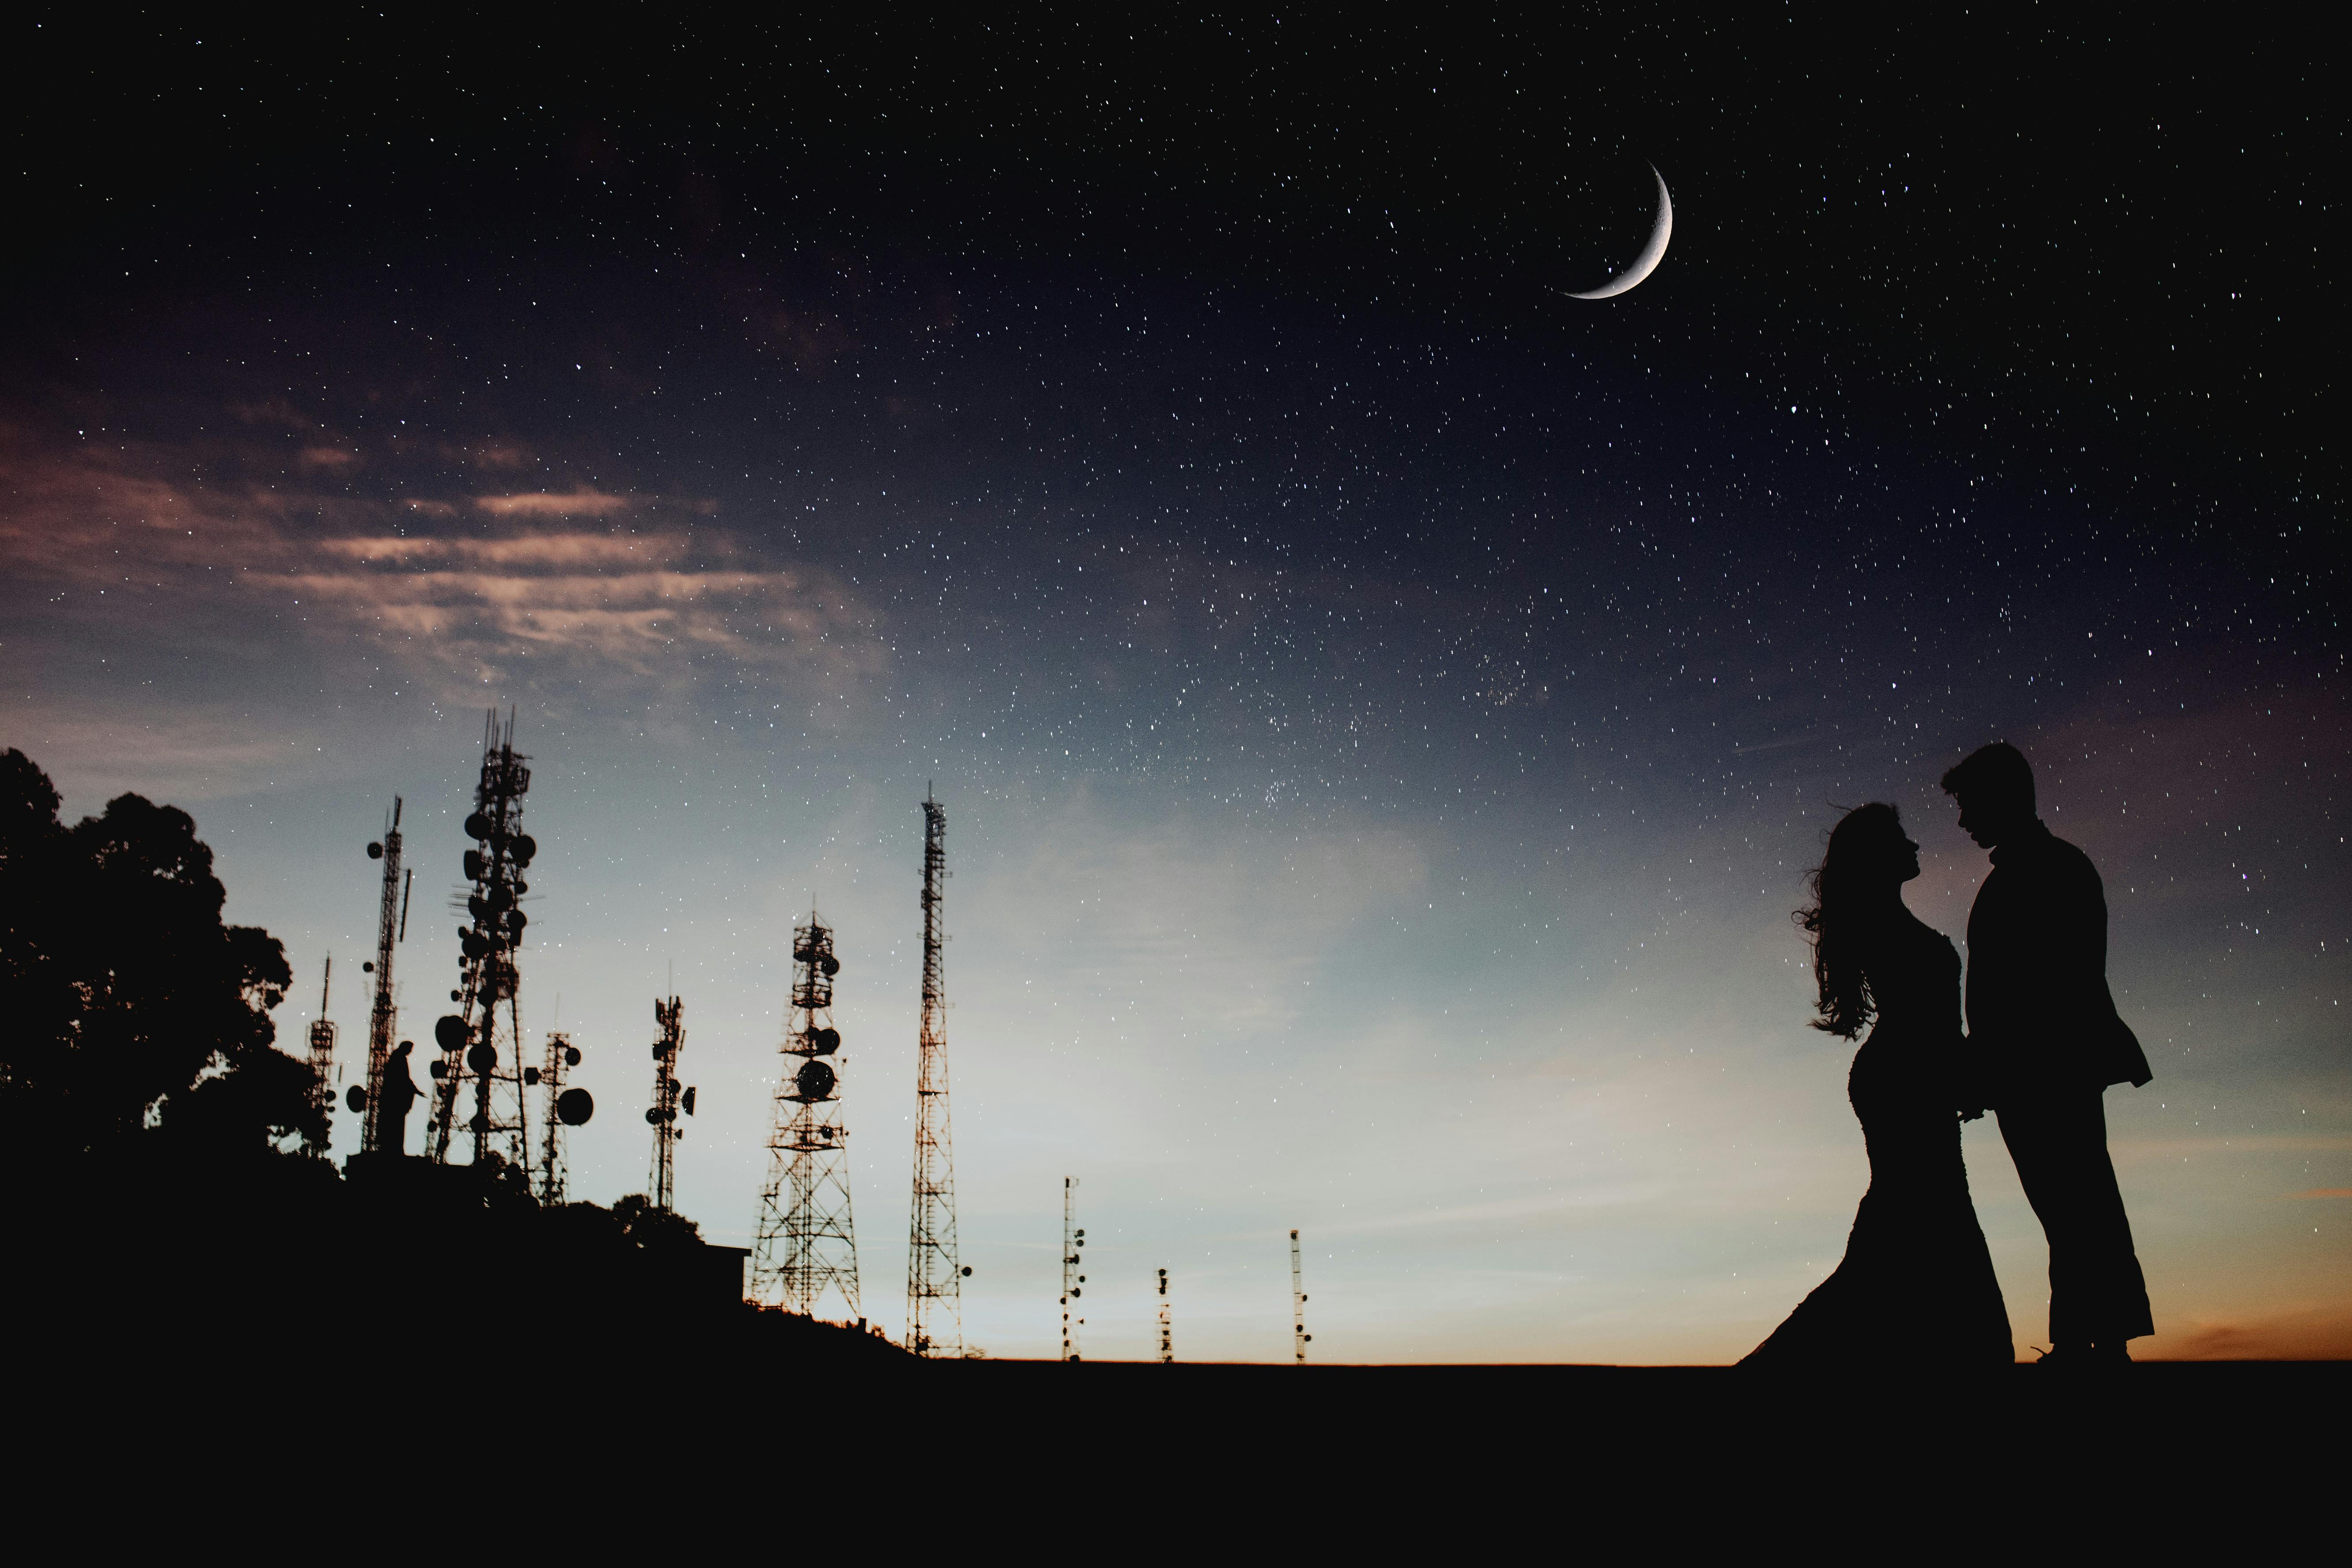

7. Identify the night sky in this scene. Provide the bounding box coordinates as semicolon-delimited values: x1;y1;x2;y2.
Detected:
5;14;2341;1361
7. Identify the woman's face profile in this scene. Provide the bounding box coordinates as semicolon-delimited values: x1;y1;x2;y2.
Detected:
1850;815;1921;888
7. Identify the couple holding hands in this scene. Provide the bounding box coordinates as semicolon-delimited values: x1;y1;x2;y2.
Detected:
1745;742;2154;1368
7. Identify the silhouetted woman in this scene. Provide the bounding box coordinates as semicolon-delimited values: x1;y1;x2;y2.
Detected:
1742;803;2012;1367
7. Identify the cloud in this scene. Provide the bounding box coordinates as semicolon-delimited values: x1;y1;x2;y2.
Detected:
475;488;633;517
2157;1306;2352;1362
0;420;888;704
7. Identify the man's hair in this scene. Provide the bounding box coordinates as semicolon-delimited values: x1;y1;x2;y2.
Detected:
1940;741;2035;812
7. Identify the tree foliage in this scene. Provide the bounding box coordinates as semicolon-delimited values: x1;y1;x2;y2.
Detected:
0;748;314;1156
611;1192;704;1251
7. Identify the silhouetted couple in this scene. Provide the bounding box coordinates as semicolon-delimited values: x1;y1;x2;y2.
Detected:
1744;743;2153;1369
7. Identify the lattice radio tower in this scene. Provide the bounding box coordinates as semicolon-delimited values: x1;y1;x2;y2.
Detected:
1290;1229;1310;1364
1157;1267;1173;1364
749;914;860;1316
535;1031;591;1204
359;797;412;1155
905;790;965;1356
645;996;689;1211
302;957;336;1158
424;710;539;1173
1060;1178;1084;1362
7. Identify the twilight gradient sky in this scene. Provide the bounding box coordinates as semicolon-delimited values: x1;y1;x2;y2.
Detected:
4;14;2342;1361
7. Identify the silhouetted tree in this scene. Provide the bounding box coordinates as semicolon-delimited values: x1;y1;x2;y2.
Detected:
0;748;313;1158
611;1193;703;1251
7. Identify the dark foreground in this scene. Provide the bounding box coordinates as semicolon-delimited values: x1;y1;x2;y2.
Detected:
13;1147;2333;1521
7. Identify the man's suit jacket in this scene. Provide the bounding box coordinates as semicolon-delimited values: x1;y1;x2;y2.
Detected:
1965;820;2153;1099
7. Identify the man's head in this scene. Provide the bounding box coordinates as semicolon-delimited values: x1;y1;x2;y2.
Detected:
392;1039;412;1059
1941;742;2036;849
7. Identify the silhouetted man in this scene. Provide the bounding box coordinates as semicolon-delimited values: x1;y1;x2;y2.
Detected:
1944;742;2153;1363
376;1039;423;1156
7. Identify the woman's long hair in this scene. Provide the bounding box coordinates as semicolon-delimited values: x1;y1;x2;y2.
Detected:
1795;802;1903;1038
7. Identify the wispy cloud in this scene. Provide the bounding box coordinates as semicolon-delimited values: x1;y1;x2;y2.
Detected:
1;420;889;704
474;488;632;517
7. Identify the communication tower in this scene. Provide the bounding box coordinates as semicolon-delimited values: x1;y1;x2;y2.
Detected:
905;790;965;1356
1290;1229;1310;1364
1157;1267;1173;1364
1061;1178;1084;1362
303;957;336;1158
424;710;538;1174
358;797;412;1155
645;996;691;1211
749;915;861;1317
533;1031;592;1205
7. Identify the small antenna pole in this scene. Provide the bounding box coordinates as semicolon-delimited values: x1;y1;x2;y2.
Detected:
303;955;336;1158
1157;1267;1173;1364
1061;1178;1084;1362
359;797;404;1156
1290;1229;1309;1365
537;1030;585;1204
648;995;685;1211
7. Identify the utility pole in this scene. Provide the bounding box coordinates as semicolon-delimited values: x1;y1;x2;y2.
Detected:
1061;1178;1084;1362
1290;1229;1310;1365
303;957;336;1158
905;790;965;1355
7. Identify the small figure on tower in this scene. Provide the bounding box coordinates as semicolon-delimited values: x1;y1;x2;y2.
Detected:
377;1040;423;1156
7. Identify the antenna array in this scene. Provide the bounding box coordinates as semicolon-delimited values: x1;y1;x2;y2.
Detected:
1061;1178;1084;1362
424;710;537;1173
1157;1267;1173;1364
303;957;336;1158
535;1031;590;1204
749;914;861;1316
1290;1229;1309;1365
359;797;405;1155
646;996;688;1210
905;791;966;1356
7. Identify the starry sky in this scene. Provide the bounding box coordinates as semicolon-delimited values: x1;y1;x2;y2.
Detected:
5;14;2341;1361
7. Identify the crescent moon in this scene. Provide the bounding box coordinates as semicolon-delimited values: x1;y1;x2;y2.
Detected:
1561;164;1672;300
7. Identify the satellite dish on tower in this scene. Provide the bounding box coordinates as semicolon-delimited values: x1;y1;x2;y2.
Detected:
794;1059;837;1100
556;1087;595;1125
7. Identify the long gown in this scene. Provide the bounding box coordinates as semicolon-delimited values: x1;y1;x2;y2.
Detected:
1742;916;2013;1367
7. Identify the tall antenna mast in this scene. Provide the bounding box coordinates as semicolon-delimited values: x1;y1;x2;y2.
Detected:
303;956;336;1158
750;913;860;1316
1290;1229;1310;1364
1157;1267;1173;1364
1061;1178;1084;1362
425;710;536;1173
360;797;403;1155
905;789;964;1356
535;1031;590;1204
646;996;687;1211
